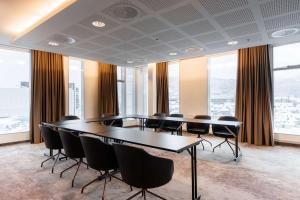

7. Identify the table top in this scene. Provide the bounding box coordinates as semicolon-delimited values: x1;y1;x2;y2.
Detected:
86;114;242;127
52;122;201;153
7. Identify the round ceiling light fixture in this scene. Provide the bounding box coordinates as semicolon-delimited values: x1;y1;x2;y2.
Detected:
48;41;59;46
227;41;238;46
92;20;106;28
127;60;134;64
271;28;299;38
185;47;203;53
169;52;177;56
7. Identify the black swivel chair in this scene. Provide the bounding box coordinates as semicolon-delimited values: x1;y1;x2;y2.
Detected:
186;115;212;150
39;124;66;173
113;144;174;200
59;129;86;187
61;115;80;121
79;134;123;199
144;113;166;131
102;113;123;127
161;114;184;135
212;116;240;155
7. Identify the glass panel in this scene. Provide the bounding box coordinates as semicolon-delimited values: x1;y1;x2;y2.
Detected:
0;48;30;134
208;52;237;119
126;68;136;114
274;42;300;135
168;62;180;114
69;58;84;118
118;81;125;114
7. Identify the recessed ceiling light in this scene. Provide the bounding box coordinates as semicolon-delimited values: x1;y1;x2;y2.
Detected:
227;41;238;46
48;41;59;46
271;28;299;38
127;60;134;64
169;52;177;56
66;37;76;44
92;21;106;28
185;47;203;53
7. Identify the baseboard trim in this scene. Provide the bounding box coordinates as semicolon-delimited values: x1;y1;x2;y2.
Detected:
0;140;30;147
275;141;300;147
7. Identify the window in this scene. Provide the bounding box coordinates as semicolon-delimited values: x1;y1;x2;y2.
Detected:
208;52;237;119
168;62;180;114
274;42;300;135
69;58;84;118
0;48;30;134
117;66;126;114
126;68;136;115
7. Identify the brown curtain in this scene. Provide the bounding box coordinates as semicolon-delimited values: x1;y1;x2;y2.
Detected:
156;62;169;114
235;45;274;146
98;63;119;116
30;50;65;144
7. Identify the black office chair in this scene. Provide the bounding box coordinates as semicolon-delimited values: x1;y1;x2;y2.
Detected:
161;114;184;135
212;116;240;155
113;144;174;200
59;129;86;187
186;115;212;150
79;134;123;198
144;113;166;131
61;115;80;121
39;124;66;173
102;113;123;127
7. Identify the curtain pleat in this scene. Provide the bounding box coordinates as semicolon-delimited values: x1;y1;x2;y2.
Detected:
235;45;274;146
30;50;65;144
98;63;119;116
156;62;169;114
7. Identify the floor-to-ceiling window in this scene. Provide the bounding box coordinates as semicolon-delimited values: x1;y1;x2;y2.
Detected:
208;52;237;119
117;66;126;114
274;42;300;135
0;47;30;134
69;58;84;118
125;68;136;115
168;62;180;114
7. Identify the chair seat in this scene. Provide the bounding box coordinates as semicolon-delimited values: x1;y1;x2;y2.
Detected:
145;123;161;128
214;131;235;138
162;126;178;131
187;128;207;134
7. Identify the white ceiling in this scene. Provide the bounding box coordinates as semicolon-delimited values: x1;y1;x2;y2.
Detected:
1;0;300;66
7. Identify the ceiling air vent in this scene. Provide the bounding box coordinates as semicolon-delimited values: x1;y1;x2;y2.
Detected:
104;2;143;21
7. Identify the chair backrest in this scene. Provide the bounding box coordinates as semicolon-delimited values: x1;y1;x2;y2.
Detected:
144;113;166;127
102;113;123;127
61;115;80;121
80;134;118;171
39;124;62;150
212;116;239;136
186;115;211;133
58;129;85;159
162;113;183;128
113;144;174;189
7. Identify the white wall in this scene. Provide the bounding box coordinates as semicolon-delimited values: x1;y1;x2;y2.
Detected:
83;60;99;119
179;57;208;117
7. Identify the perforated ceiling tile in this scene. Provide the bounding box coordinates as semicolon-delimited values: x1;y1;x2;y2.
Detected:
168;38;195;49
132;17;169;34
179;20;216;36
215;8;255;28
260;0;300;18
264;12;300;30
75;42;102;51
96;48;120;56
83;52;105;60
198;0;248;15
205;41;227;49
62;47;88;55
131;49;152;56
61;25;98;39
194;32;224;44
78;13;120;32
131;37;160;47
161;4;203;25
225;23;259;38
149;44;174;53
91;35;120;46
115;43;139;51
233;34;263;44
155;29;184;42
110;27;142;41
138;0;182;11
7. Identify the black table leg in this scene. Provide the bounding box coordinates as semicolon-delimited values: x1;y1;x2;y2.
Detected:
234;135;239;161
191;145;201;200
